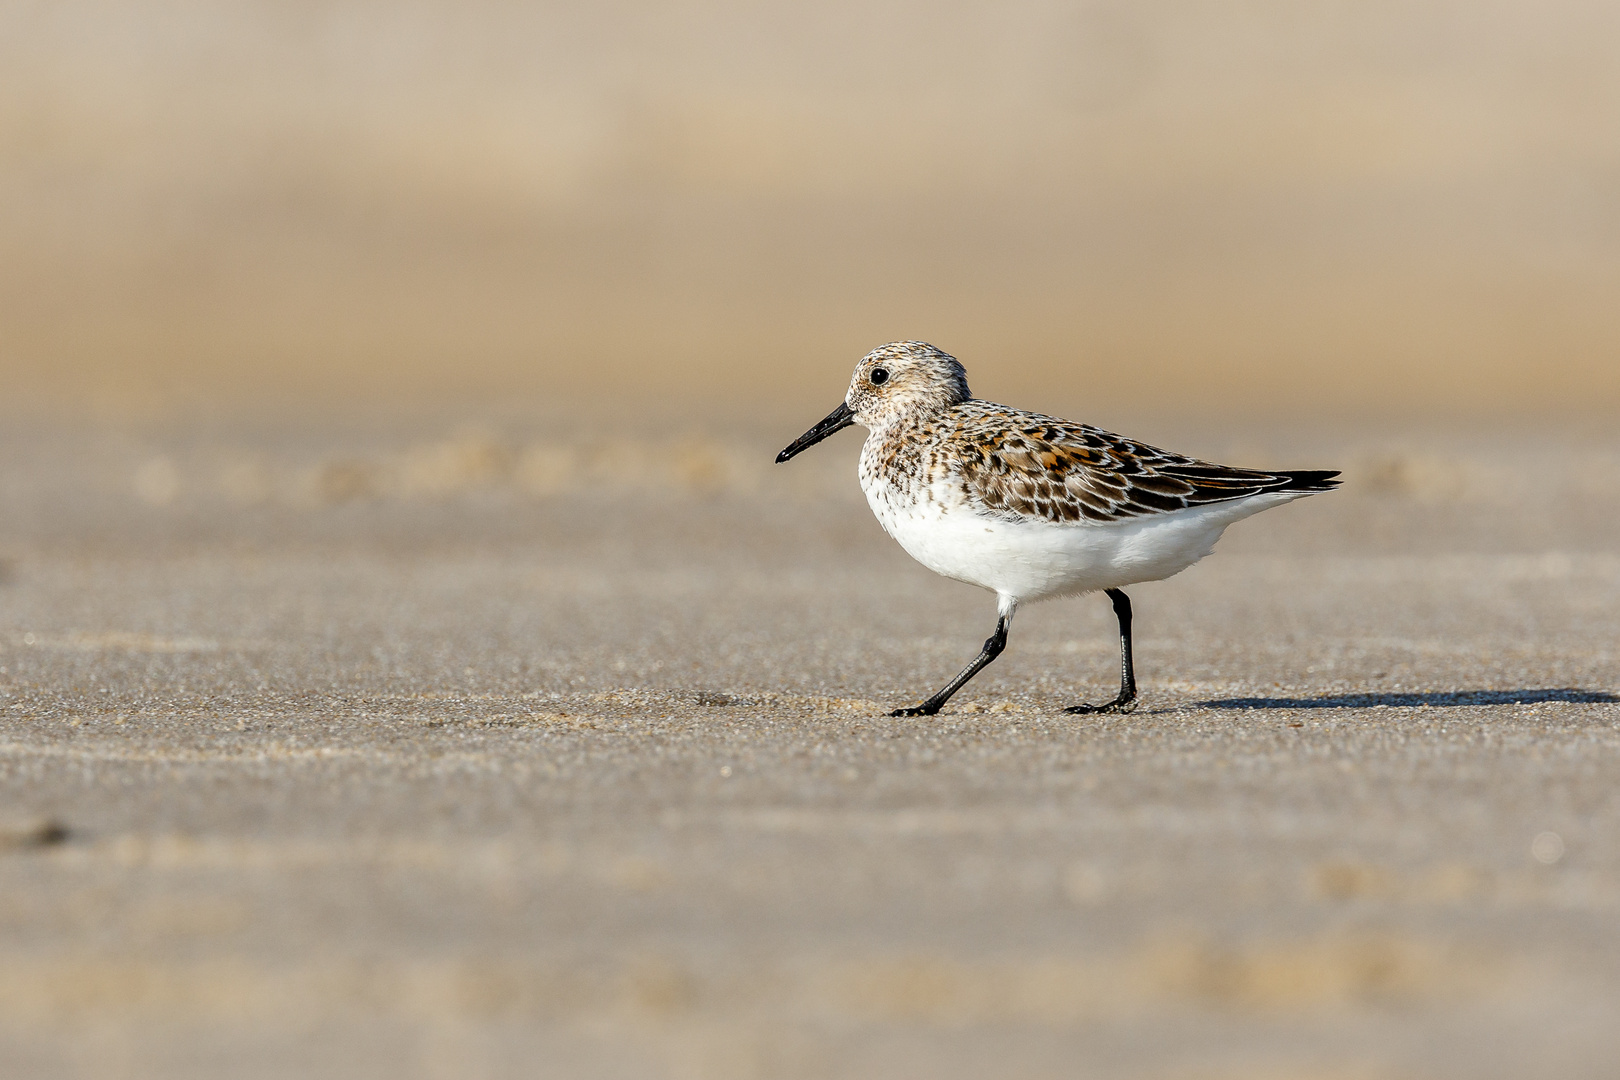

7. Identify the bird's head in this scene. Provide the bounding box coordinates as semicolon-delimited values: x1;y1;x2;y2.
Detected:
776;341;970;463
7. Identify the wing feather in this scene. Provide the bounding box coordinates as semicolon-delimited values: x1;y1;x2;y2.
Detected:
948;404;1340;524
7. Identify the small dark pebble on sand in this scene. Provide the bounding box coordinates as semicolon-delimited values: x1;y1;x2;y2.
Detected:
0;817;70;851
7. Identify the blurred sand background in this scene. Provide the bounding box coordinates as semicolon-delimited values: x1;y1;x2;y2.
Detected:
3;4;1620;1079
5;0;1620;415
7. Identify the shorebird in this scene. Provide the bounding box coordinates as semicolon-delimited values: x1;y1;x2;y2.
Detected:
775;341;1339;716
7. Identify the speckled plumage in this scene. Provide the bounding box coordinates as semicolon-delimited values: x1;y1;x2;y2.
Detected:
777;341;1339;716
884;399;1330;526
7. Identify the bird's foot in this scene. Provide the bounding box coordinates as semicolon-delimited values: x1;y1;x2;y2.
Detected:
1064;695;1137;715
890;702;942;717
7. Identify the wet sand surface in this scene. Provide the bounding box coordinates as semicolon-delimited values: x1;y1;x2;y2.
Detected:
1;411;1618;1079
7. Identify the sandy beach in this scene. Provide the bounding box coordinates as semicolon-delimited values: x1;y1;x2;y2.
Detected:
1;409;1616;1078
6;4;1620;1073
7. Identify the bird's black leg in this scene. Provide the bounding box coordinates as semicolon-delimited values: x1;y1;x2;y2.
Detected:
891;614;1010;717
1065;588;1138;714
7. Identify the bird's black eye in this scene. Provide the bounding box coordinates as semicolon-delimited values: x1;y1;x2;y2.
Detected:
870;368;890;385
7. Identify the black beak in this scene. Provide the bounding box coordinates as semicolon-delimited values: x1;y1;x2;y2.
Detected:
775;402;855;463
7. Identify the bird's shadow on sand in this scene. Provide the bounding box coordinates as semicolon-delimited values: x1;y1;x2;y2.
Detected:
1198;688;1618;710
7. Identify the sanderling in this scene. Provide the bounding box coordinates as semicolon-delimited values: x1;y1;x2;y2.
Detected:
776;341;1339;716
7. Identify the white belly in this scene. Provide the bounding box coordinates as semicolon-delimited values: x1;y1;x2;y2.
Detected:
865;479;1308;603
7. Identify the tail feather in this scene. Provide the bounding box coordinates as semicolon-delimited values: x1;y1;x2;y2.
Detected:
1274;470;1341;493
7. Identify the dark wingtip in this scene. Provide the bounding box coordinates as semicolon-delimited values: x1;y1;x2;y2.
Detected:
1276;469;1342;492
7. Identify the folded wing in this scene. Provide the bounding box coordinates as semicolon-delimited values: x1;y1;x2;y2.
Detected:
951;408;1340;525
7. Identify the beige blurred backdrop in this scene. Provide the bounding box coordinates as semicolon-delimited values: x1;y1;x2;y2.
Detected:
4;0;1619;416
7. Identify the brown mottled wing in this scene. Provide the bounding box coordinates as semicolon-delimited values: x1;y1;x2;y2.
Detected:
949;408;1340;524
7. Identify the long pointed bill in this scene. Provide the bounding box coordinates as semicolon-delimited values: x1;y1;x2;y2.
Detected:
775;402;855;463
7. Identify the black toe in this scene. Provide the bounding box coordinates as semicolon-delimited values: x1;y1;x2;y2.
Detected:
1064;697;1137;715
